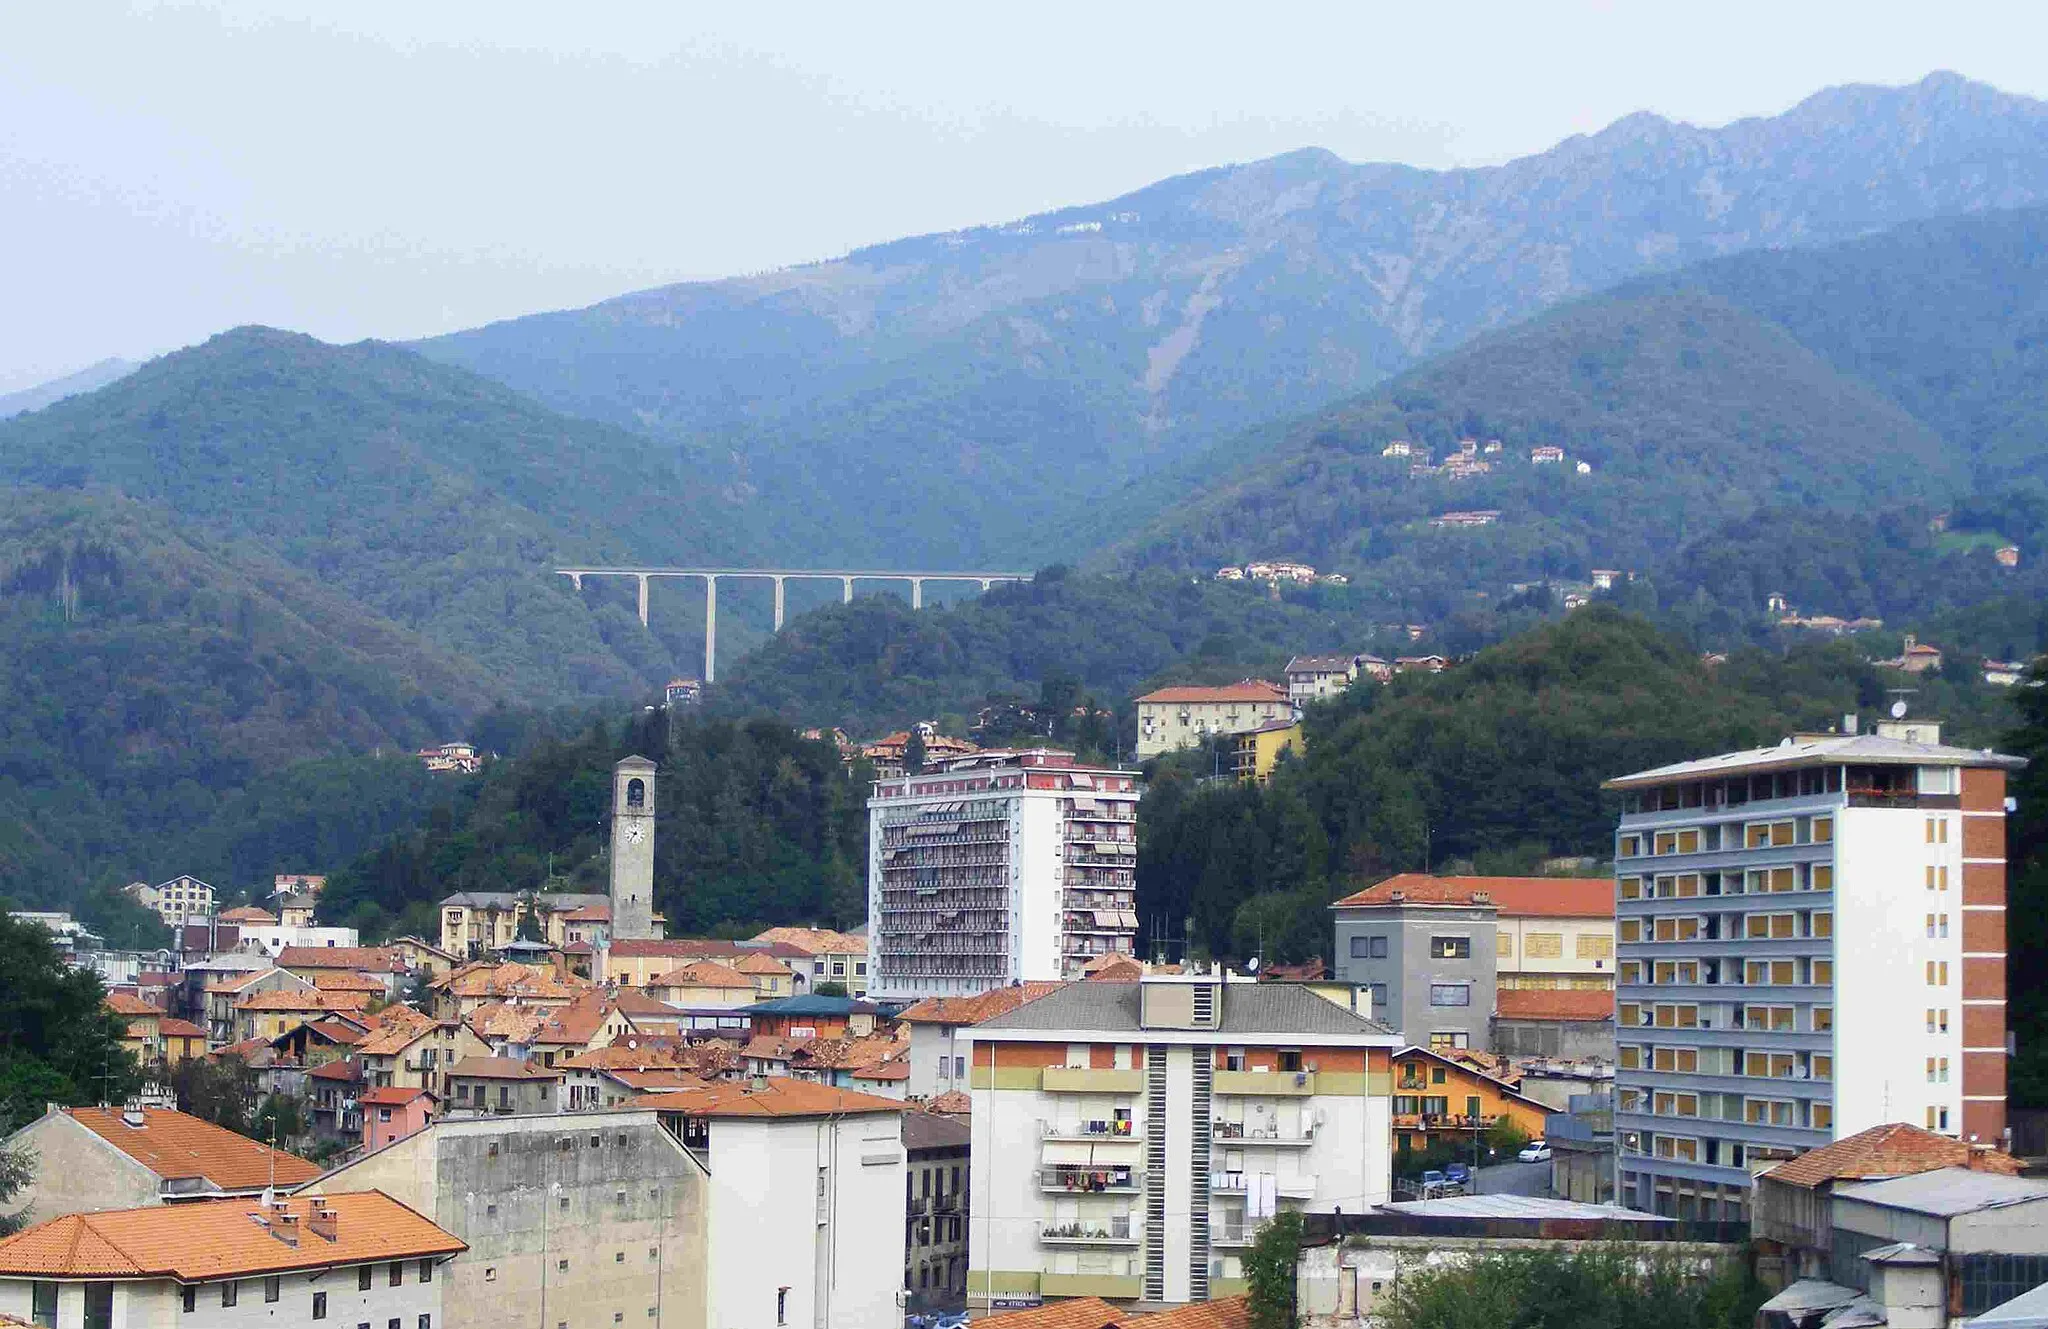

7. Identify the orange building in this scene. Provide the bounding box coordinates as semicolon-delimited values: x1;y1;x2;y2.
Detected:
1388;1045;1552;1152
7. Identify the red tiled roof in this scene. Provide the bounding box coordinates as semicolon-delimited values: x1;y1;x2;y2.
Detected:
751;926;867;955
311;971;386;992
629;1079;906;1119
62;1107;319;1189
447;1056;560;1081
608;939;810;960
1495;989;1615;1022
157;1018;208;1038
1126;1296;1252;1329
0;1191;463;1280
308;1059;363;1083
217;906;277;924
731;952;794;976
973;1297;1123;1329
1134;680;1287;705
1331;873;1614;919
234;989;372;1013
276;946;405;972
358;1087;434;1107
1764;1122;2025;1188
897;981;1066;1025
925;1091;971;1115
103;993;161;1017
650;960;755;990
1083;955;1146;981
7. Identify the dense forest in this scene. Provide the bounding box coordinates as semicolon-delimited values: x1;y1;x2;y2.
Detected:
319;710;870;942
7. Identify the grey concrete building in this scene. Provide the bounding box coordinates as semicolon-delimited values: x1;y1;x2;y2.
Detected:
311;1109;711;1329
446;1054;564;1116
1331;881;1497;1051
0;1106;322;1226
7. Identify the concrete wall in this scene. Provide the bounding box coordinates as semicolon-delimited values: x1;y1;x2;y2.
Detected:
1495;917;1615;984
703;1112;905;1329
1491;1019;1616;1063
312;1111;709;1329
0;1265;440;1329
1838;807;1957;1138
1334;905;1499;1047
0;1112;160;1226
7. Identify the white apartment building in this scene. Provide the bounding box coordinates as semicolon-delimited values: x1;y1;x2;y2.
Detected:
636;1080;907;1329
1133;682;1290;759
1605;723;2021;1221
124;875;215;926
1281;655;1389;706
868;749;1141;1000
962;974;1400;1315
0;1190;461;1329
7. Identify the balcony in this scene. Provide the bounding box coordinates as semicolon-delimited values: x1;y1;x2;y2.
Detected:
1211;1224;1256;1248
1041;1274;1143;1300
1039;1219;1137;1247
1210;1121;1315;1147
1211;1173;1316;1199
1039;1166;1140;1194
1041;1067;1144;1094
1214;1070;1315;1097
1392;1113;1502;1133
1040;1119;1137;1141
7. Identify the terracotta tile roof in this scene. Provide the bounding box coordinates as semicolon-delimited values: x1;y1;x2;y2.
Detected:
234;989;372;1013
104;993;161;1017
973;1297;1123;1329
608;938;809;961
609;989;685;1017
1495;989;1616;1022
1126;1295;1251;1329
308;1058;363;1083
0;1191;464;1280
731;952;795;976
650;960;757;990
533;994;625;1047
466;1002;552;1043
157;1018;208;1039
1331;873;1614;919
1764;1122;2026;1189
850;1060;909;1081
207;967;301;995
751;926;868;955
606;1068;709;1092
211;1037;273;1062
628;1079;907;1119
558;903;611;922
897;982;1066;1025
1134;680;1288;705
311;971;386;993
217;906;277;924
925;1091;972;1115
276;946;405;972
1083;955;1146;981
298;1017;366;1045
353;1011;444;1057
441;962;585;1001
62;1107;319;1190
447;1055;560;1081
742;1035;801;1062
358;1087;435;1107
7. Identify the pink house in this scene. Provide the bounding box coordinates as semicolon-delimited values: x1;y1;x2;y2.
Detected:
359;1085;437;1151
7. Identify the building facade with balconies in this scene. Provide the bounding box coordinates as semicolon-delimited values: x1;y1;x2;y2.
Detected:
1133;682;1291;760
1604;723;2022;1222
868;750;1141;1000
962;974;1398;1316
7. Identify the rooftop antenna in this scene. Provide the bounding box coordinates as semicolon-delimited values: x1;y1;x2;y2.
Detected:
1890;699;1910;720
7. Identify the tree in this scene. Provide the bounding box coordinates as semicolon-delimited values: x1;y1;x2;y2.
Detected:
0;913;140;1129
0;1145;33;1237
1376;1246;1763;1329
903;725;928;777
814;981;850;998
169;1055;259;1135
1244;1209;1303;1329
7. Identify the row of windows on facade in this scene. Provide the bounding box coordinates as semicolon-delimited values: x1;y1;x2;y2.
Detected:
1619;909;1833;943
1620;1001;1835;1031
1623;956;1837;986
1347;933;1613;960
1623;859;1956;901
1619;764;1959;816
1620;813;1835;858
155;1260;436;1316
1621;1045;1834;1077
1620;1088;1836;1129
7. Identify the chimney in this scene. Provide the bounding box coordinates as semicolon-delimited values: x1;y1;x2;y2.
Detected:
1843;713;1859;735
308;1201;339;1241
121;1108;147;1128
270;1210;301;1247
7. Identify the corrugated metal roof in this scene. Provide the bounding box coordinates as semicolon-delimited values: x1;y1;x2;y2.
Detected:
1835;1167;2048;1216
972;981;1395;1037
1972;1279;2048;1328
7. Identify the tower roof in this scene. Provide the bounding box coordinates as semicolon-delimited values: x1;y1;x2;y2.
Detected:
615;754;657;771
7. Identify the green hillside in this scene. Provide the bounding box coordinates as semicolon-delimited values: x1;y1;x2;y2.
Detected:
0;327;756;697
0;492;479;903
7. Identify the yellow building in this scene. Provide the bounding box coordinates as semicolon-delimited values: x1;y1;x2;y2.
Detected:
1389;1045;1553;1152
1232;721;1304;784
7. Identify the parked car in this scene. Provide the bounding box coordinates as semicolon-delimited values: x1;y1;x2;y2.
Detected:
1518;1141;1553;1163
1444;1162;1472;1184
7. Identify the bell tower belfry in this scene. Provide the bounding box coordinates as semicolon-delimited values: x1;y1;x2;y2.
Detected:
609;755;658;942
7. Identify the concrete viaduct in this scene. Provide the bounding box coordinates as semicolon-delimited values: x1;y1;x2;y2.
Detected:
555;566;1032;682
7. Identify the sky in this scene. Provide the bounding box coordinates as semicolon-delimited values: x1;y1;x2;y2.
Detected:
4;1;2048;391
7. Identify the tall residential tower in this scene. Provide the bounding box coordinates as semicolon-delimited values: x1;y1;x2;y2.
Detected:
867;749;1140;1000
1605;722;2021;1220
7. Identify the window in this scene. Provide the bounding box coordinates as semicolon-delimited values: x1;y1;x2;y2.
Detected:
1812;864;1833;891
1430;936;1471;960
1813;816;1833;843
1814;1007;1833;1031
390;1262;404;1288
778;1288;790;1326
1577;934;1614;960
1432;1066;1447;1084
360;1267;373;1291
315;1292;329;1320
1619;834;1642;858
1619;919;1642;943
84;1286;112;1329
1428;983;1470;1007
182;1285;197;1315
420;1318;431;1329
485;1268;497;1282
35;1282;59;1328
1813;960;1834;984
558;1260;569;1273
223;1283;240;1309
1524;933;1563;959
265;1276;281;1304
420;1259;433;1283
1813;1054;1832;1080
1619;961;1642;985
1349;935;1389;959
1497;931;1514;956
1812;1102;1833;1130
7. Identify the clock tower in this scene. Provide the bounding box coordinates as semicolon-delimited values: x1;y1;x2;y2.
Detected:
609;755;658;942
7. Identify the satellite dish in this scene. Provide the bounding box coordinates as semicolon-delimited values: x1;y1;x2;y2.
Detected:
1246;957;1260;973
1891;700;1909;720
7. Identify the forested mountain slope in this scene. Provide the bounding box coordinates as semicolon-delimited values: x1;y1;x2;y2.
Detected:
0;326;755;696
416;73;2048;565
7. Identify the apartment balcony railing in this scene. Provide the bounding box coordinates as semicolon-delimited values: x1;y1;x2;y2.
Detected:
1040;1219;1136;1246
1210;1173;1316;1199
1041;1118;1137;1140
1041;1067;1145;1094
1391;1113;1502;1132
1039;1167;1141;1194
1210;1120;1315;1146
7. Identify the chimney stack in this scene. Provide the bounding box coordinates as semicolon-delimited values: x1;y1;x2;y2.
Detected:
1843;713;1859;735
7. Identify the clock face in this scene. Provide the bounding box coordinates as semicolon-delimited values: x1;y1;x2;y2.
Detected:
624;823;646;846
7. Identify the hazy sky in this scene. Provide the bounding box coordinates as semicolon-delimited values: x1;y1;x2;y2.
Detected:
4;2;2047;391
